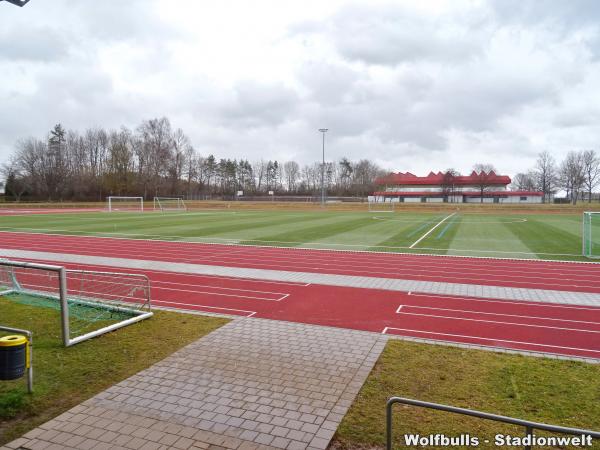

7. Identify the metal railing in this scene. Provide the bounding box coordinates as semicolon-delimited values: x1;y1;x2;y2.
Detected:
387;397;600;450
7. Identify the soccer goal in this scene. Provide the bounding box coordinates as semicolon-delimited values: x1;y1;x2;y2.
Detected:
0;260;152;346
368;199;395;213
153;197;187;212
582;212;600;258
107;196;144;212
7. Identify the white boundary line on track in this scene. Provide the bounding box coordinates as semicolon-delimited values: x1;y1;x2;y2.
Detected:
395;309;600;333
5;236;600;287
151;299;256;317
381;327;600;354
409;212;457;249
395;304;600;325
406;291;600;311
7;255;311;287
0;227;598;264
151;279;290;299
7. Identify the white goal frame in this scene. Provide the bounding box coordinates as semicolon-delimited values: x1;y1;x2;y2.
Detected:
582;211;600;258
0;260;153;347
107;196;144;212
368;200;395;213
153;197;187;212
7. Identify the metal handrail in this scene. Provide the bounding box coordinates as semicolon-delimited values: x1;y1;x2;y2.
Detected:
387;397;600;450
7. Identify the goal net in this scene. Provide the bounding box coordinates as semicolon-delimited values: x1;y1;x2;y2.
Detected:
0;260;152;346
582;212;600;258
154;197;187;212
368;199;395;213
107;196;144;212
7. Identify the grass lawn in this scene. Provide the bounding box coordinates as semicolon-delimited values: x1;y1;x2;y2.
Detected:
0;296;228;445
0;207;597;260
334;339;600;449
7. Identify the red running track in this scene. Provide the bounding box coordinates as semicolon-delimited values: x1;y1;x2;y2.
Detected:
6;256;600;360
1;231;600;293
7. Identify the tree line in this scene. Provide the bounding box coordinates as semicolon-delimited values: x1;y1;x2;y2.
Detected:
512;150;600;204
2;118;386;201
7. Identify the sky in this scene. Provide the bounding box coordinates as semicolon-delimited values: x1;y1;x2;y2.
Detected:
2;0;600;176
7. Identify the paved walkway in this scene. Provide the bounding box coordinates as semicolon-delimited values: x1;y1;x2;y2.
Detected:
3;319;387;450
2;249;600;306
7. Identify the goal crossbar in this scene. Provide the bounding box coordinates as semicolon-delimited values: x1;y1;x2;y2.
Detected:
107;196;144;212
153;197;187;212
0;259;153;346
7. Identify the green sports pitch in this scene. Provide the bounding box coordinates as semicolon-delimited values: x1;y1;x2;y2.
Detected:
0;208;596;261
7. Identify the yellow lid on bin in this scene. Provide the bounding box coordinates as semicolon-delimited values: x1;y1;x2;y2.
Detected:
0;335;27;347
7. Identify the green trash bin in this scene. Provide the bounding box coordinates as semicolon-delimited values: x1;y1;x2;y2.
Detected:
0;335;28;380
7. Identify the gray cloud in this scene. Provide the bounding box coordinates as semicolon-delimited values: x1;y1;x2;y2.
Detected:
1;0;600;178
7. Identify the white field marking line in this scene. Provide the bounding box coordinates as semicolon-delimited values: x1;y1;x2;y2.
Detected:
396;310;600;334
409;213;457;249
151;299;256;317
0;228;590;261
373;216;528;224
151;285;288;302
6;234;597;282
406;291;600;311
4;255;311;287
395;304;600;326
381;327;600;354
20;277;287;302
150;279;290;297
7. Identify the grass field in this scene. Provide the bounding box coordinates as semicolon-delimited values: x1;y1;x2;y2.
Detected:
0;297;228;445
334;340;600;449
0;208;597;261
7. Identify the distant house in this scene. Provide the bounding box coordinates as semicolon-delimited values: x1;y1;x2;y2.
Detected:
0;182;5;196
373;171;543;203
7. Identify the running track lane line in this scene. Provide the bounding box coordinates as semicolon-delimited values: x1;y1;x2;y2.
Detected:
409;212;457;248
382;327;600;356
5;256;600;359
7;234;600;292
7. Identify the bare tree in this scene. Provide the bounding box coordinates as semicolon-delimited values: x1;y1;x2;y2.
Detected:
534;151;557;203
559;151;586;204
512;171;538;191
582;149;600;202
472;163;497;203
283;161;300;193
253;160;267;193
441;168;460;202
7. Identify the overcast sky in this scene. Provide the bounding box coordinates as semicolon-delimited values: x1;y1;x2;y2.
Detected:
2;0;600;176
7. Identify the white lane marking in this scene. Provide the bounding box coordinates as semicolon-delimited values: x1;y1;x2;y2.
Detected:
382;327;600;354
406;291;600;311
151;299;256;317
409;213;457;249
395;304;600;325
395;310;600;333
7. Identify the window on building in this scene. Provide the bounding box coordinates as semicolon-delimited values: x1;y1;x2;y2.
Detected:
520;196;527;201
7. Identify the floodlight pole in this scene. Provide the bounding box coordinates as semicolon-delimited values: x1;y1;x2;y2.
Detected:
319;128;328;207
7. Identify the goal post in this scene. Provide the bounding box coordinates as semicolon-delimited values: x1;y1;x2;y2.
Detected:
368;196;395;213
153;197;187;212
582;212;600;258
107;196;144;212
0;260;152;346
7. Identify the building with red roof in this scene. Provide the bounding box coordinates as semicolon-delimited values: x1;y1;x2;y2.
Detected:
372;171;543;203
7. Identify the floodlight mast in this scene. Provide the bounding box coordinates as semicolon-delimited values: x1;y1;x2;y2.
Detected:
319;128;328;207
1;0;31;6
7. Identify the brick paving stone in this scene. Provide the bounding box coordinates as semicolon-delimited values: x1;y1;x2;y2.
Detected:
4;318;385;450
